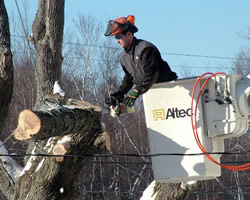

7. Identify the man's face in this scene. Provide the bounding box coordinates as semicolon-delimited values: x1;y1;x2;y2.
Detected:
115;32;132;49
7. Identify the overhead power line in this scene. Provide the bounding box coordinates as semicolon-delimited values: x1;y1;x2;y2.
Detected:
12;50;236;70
12;50;235;70
0;150;250;159
170;64;234;69
161;52;247;60
192;191;250;195
10;34;249;61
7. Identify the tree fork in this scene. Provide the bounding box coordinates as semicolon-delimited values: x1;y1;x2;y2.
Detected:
13;99;110;200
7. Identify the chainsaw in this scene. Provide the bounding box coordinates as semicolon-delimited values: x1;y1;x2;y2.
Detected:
102;96;135;117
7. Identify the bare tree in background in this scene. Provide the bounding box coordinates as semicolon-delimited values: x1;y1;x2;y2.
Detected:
232;48;249;76
232;27;249;76
63;14;122;105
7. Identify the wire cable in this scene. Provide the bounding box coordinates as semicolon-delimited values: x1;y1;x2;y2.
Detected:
10;34;250;61
161;52;250;61
0;151;249;158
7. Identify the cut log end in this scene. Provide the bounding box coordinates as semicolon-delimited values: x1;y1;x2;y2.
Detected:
52;143;69;162
14;110;41;141
19;110;41;134
13;127;30;141
93;132;111;152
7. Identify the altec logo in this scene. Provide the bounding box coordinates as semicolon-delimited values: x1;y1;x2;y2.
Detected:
153;108;191;121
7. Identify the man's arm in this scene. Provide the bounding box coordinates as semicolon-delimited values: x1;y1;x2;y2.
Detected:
134;47;159;94
119;65;134;94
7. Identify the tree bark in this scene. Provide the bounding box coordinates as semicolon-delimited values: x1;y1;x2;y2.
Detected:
141;181;197;200
154;182;196;200
0;1;14;199
0;0;14;132
32;0;65;106
0;160;15;200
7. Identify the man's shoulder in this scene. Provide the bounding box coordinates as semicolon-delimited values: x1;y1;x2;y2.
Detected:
135;38;155;48
135;38;156;56
136;39;155;50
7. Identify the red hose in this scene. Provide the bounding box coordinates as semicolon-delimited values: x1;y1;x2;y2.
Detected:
191;72;250;171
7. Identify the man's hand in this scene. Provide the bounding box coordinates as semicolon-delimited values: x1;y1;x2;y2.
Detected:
110;90;124;103
123;89;139;107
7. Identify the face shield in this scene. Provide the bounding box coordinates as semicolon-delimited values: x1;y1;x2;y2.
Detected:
104;16;138;37
104;20;128;36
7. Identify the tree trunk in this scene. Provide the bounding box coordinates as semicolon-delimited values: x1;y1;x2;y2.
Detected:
141;181;197;200
154;182;196;200
14;99;109;200
0;0;14;199
32;0;64;105
0;0;14;132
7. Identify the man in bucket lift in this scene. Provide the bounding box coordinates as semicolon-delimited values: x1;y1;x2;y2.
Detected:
104;15;178;107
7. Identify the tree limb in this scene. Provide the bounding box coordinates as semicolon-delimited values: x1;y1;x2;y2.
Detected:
14;99;102;141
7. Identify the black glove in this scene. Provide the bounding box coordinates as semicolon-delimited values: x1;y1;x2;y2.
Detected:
123;89;139;107
110;90;125;103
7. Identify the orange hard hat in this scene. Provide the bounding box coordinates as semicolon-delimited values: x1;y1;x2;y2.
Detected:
104;15;138;36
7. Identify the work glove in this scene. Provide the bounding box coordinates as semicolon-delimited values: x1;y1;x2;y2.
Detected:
110;90;124;103
123;89;139;107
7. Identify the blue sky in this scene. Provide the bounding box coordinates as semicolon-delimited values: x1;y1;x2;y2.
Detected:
5;0;250;77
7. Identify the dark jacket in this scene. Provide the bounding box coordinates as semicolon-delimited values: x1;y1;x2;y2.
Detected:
119;37;177;95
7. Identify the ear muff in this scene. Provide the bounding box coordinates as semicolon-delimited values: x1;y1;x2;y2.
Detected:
127;15;135;25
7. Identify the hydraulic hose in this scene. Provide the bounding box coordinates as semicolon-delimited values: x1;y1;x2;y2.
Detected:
191;72;250;171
